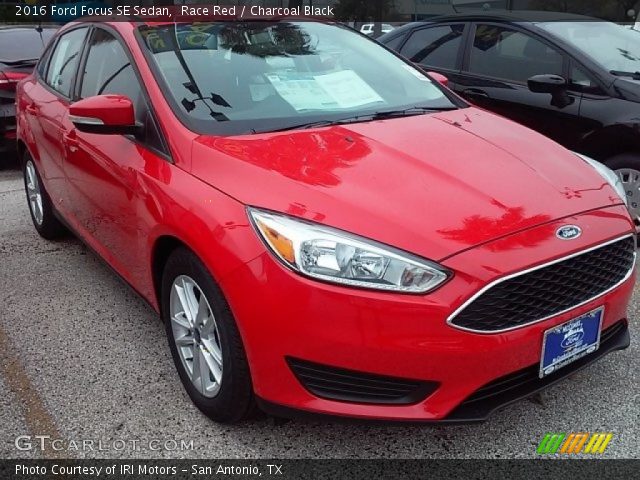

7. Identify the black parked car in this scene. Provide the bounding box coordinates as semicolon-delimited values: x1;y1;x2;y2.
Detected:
0;26;57;163
379;13;640;222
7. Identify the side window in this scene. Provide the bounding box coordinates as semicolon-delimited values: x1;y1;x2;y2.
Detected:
468;25;563;83
80;29;143;118
45;28;88;96
80;29;167;154
383;35;405;52
36;43;53;78
399;25;464;70
569;64;604;95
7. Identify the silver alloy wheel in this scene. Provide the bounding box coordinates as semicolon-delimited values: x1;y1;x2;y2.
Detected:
25;161;44;225
170;275;223;398
616;168;640;223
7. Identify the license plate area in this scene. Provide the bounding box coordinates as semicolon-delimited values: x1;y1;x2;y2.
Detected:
539;307;603;378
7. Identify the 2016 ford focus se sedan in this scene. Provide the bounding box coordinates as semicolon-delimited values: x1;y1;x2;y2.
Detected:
16;19;635;423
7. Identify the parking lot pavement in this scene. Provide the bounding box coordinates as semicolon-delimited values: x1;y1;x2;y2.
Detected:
1;166;639;460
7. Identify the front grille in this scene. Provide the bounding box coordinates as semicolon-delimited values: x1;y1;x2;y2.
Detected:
449;236;635;332
287;357;439;405
447;320;628;421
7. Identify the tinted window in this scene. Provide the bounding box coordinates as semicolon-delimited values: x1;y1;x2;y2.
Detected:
36;43;54;78
569;64;603;95
80;29;166;153
45;28;88;96
399;25;464;70
469;25;563;83
80;29;143;119
382;34;405;51
0;28;56;62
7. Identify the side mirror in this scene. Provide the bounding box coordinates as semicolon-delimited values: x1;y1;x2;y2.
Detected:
528;74;574;109
427;71;449;88
69;94;139;135
527;74;567;94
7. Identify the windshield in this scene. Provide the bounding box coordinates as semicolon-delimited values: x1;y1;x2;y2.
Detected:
539;21;640;75
139;21;459;135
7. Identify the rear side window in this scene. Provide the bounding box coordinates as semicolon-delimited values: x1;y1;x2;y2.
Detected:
468;25;563;83
399;25;464;70
382;34;405;51
36;42;54;78
45;28;88;97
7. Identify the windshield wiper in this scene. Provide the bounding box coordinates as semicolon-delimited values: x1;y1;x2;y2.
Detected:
0;58;38;66
251;118;363;134
368;106;457;120
610;70;640;80
251;106;456;134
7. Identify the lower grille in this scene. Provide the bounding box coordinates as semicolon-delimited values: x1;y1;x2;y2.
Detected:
287;357;439;405
449;236;636;332
448;320;628;420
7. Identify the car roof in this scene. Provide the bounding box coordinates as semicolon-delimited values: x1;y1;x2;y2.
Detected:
419;10;598;24
378;10;602;43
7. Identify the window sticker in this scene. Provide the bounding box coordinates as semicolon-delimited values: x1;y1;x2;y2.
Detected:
313;70;385;109
265;72;340;111
266;70;384;111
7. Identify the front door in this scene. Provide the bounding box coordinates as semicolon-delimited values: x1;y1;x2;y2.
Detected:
455;23;583;148
63;26;169;283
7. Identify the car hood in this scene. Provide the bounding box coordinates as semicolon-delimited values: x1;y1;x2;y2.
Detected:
191;107;622;261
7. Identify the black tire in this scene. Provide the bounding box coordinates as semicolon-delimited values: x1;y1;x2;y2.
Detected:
22;152;66;240
161;247;256;423
0;149;17;170
604;153;640;224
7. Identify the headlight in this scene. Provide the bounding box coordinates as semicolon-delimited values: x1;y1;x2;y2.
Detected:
575;153;628;207
248;208;451;293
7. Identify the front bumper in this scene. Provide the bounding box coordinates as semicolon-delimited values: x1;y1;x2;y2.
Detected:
220;205;635;421
257;319;629;423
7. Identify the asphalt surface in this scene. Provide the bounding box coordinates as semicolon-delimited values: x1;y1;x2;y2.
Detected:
0;164;639;460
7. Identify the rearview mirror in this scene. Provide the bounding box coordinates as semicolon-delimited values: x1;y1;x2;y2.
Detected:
427;71;449;88
527;74;567;94
69;94;139;135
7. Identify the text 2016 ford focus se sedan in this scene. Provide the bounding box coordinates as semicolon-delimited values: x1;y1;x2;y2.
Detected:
16;20;636;423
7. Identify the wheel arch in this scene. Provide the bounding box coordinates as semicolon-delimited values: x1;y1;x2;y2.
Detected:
16;139;27;164
151;235;190;311
578;124;640;162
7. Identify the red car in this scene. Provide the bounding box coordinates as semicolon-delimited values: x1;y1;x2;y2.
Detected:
16;19;635;423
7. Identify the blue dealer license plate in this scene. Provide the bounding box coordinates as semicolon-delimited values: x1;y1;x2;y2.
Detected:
539;307;603;378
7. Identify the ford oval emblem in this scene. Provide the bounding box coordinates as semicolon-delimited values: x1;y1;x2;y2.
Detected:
561;325;585;349
556;225;582;240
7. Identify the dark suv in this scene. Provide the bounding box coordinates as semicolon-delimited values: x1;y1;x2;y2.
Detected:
0;26;57;163
380;13;640;222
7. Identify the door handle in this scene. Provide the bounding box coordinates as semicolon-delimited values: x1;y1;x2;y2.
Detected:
63;131;79;153
462;88;490;99
25;104;38;115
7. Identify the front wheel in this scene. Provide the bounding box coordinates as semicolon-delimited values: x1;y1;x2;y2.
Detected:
161;247;256;423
